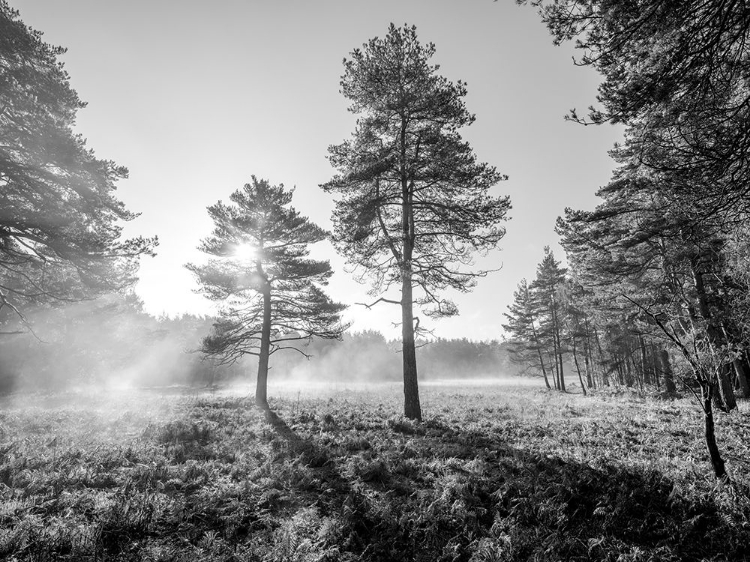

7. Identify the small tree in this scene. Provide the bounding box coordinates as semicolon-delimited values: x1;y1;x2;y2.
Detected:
0;2;155;332
187;177;347;409
322;24;510;420
531;247;568;392
503;278;552;389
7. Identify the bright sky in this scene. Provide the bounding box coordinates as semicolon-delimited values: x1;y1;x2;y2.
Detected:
13;0;622;341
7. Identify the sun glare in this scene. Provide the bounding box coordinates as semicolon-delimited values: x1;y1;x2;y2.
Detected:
234;243;257;262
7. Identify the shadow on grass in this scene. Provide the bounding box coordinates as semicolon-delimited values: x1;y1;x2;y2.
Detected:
4;398;746;562
263;409;749;562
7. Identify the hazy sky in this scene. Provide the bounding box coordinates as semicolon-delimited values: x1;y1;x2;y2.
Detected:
12;0;622;340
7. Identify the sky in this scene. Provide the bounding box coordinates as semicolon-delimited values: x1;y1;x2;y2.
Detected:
11;0;623;341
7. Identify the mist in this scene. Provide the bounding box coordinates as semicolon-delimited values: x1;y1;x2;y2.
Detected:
0;294;520;400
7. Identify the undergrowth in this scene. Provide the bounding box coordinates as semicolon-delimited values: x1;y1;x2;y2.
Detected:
0;384;747;561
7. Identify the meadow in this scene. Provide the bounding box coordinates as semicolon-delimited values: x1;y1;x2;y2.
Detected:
0;381;748;561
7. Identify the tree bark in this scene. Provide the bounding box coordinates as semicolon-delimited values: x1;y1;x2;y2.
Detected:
659;349;677;394
691;258;737;412
399;119;421;421
716;364;737;412
401;275;421;420
571;338;587;396
583;319;595;389
639;336;651;386
650;342;661;389
551;300;565;392
733;358;750;398
255;281;272;410
701;381;728;480
531;322;551;390
594;327;608;386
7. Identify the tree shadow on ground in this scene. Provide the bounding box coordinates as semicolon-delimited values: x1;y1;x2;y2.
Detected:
263;409;750;562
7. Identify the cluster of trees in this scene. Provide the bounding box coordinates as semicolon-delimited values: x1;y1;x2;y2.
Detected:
510;0;750;479
505;247;685;395
1;7;510;420
190;25;510;418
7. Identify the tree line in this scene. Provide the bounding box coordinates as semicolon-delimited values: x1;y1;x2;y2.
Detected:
506;0;750;480
0;302;513;393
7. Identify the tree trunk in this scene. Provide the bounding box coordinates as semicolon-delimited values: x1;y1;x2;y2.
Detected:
255;284;272;410
571;338;587;396
691;258;737;412
400;142;421;420
733;358;750;398
659;349;677;394
651;342;661;389
536;347;551;390
401;276;421;420
716;365;737;412
583;320;595;389
701;381;728;480
551;302;565;392
616;359;625;386
594;327;608;386
624;353;634;388
550;354;559;390
639;336;651;386
531;322;551;390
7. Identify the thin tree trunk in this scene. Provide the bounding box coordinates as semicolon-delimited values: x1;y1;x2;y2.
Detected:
659;349;677;394
530;321;551;390
550;354;559;390
572;338;587;396
583;319;595;389
701;380;728;480
716;364;737;412
594;327;608;387
583;350;594;389
691;258;737;412
732;358;750;398
255;284;272;410
551;301;565;392
536;347;551;390
651;342;661;389
639;336;651;386
624;351;634;388
616;359;625;386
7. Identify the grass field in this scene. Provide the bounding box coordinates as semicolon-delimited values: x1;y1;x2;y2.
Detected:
0;381;748;561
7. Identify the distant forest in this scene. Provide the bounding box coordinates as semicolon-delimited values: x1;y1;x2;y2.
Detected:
0;294;515;394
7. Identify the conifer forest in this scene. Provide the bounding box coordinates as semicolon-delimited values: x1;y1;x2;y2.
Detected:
1;1;750;560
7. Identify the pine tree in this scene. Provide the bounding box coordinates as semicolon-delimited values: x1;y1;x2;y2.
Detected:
531;247;568;392
321;24;510;420
187;177;347;409
502;278;551;389
0;2;155;332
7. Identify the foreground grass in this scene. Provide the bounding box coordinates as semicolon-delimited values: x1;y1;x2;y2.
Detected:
0;382;748;561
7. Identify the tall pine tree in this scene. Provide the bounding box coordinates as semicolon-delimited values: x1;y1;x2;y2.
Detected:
322;24;510;420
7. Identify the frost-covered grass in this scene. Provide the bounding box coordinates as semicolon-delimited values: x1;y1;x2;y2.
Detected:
0;382;748;561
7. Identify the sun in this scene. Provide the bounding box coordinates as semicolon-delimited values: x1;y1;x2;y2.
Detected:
234;242;257;262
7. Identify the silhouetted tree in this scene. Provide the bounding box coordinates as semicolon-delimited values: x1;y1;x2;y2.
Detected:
322;24;510;420
0;2;155;333
187;177;347;409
